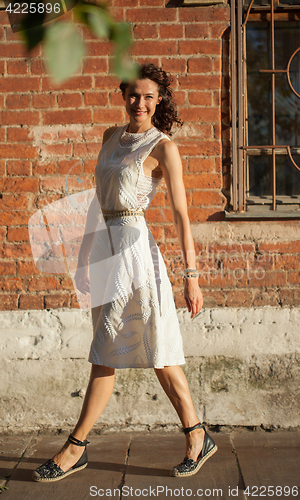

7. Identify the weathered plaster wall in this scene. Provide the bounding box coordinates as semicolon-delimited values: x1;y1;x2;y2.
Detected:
1;305;299;433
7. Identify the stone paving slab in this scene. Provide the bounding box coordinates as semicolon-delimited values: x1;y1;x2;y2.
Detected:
0;430;299;500
1;433;130;500
125;431;244;500
232;429;300;498
0;436;32;490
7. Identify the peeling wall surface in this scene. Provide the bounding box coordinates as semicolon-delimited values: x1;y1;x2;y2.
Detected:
1;306;299;433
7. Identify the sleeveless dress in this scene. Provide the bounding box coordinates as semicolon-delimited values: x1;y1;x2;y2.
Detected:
88;124;185;369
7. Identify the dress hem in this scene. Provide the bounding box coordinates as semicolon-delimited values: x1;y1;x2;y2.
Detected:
88;359;186;369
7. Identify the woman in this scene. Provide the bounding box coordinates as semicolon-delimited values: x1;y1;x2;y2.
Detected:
32;63;217;482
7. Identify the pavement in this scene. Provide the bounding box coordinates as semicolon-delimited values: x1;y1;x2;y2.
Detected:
0;428;299;499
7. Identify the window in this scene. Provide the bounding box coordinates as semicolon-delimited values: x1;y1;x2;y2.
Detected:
227;0;300;218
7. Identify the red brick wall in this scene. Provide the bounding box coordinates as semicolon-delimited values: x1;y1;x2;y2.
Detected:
0;2;299;310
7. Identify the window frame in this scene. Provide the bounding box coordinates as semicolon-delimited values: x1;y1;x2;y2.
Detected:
226;0;300;219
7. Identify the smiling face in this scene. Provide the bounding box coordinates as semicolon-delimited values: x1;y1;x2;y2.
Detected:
124;78;162;130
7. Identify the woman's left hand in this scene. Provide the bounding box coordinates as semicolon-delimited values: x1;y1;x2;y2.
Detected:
184;277;203;319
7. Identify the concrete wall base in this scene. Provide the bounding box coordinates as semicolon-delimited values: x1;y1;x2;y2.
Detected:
1;307;299;433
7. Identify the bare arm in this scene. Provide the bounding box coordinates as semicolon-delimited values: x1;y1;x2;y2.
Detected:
156;139;203;318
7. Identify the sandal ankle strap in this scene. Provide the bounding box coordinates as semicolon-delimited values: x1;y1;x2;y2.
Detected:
68;434;90;446
183;422;205;435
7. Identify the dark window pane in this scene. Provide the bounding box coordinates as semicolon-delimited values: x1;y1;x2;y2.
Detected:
248;156;272;197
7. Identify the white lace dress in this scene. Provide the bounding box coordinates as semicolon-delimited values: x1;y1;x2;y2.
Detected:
88;125;185;369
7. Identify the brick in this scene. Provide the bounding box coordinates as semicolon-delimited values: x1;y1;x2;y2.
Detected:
185;24;210;39
0;262;15;275
33;193;61;209
159;24;183;39
178;40;220;56
58;129;83;142
83;159;97;174
5;94;31;109
172;91;186;106
0;43;30;58
225;290;252;307
19;294;44;309
57;159;83;175
7;128;32;142
42;109;92;125
6;60;28;74
131;41;177;56
188;57;214;73
184;173;222;189
82;125;106;142
161;57;187;74
135;57;160;67
178;75;220;90
0;295;18;310
275;254;299;270
32;94;56;108
42;76;92;92
0;160;5;176
7;227;30;242
0;227;6;240
44;294;70;308
94;108;124;124
288;271;300;284
17;259;40;276
0;242;32;258
86;41;113;57
40;130;59;141
202;290;226;307
178;140;221;156
114;0;138;5
1;194;29;210
187;207;224;222
252;289;280;307
134;25;158;40
82;57;107;74
0;111;39;126
188;91;212;106
145;208;173;223
0;76;39;92
179;107;220;123
40;144;72;158
210;22;230;38
84;92;109;107
0;177;38;193
94;75;124;90
57;93;83;108
70;293;80;308
258;241;300;254
279;289;300;306
0;211;32;225
32;161;56;175
179;6;230;23
109;92;124;106
30;59;47;75
148;225;164;240
73;143;101;157
126;8;176;23
140;0;164;4
40;176;91;192
27;277;61;291
0;277;24;292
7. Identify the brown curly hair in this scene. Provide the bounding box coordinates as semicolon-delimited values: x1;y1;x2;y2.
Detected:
119;63;183;135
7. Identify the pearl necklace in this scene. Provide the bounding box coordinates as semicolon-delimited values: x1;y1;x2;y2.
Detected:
119;126;157;147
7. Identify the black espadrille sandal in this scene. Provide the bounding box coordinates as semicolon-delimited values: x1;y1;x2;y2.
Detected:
32;434;90;482
170;423;218;477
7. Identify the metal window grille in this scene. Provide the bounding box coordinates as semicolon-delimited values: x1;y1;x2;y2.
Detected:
228;0;300;218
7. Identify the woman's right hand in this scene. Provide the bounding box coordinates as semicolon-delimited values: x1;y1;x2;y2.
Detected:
74;266;90;295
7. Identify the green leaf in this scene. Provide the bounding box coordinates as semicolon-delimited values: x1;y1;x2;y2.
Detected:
110;22;131;51
113;55;140;82
74;3;112;38
44;22;86;83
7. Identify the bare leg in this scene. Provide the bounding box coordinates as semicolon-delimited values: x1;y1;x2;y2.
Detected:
154;365;204;462
52;364;115;472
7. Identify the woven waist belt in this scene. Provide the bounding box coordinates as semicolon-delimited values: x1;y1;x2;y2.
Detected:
101;208;145;221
